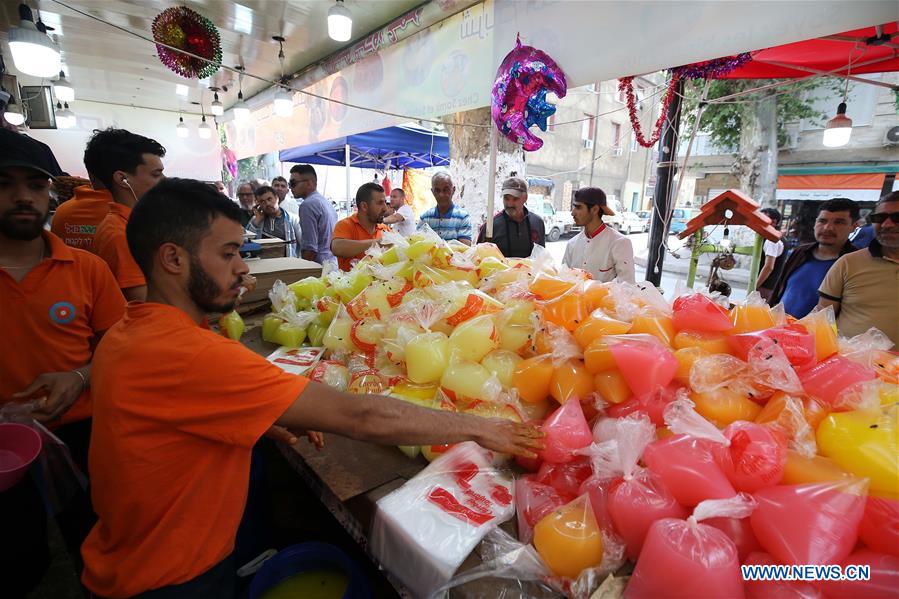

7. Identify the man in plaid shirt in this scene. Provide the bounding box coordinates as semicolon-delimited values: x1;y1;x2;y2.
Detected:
418;172;472;245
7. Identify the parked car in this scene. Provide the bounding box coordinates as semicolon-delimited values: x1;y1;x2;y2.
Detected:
619;210;650;234
669;208;700;235
526;198;578;242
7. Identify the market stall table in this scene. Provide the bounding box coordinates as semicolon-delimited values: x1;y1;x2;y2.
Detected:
239;315;561;598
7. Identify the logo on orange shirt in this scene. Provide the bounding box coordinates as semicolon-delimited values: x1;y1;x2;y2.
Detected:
50;301;77;324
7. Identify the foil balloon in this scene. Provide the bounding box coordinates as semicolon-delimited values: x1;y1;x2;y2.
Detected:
491;35;567;151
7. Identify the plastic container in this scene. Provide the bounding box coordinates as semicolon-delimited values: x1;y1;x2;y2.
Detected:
248;542;369;599
0;422;42;492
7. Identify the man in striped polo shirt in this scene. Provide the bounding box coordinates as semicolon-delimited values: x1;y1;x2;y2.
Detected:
418;172;472;245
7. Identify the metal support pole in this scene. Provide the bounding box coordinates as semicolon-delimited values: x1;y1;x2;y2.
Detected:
746;233;764;292
485;127;498;240
686;229;703;288
344;144;351;213
645;77;685;287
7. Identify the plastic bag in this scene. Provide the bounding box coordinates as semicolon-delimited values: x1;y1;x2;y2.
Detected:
758;394;818;459
371;442;515;598
729;323;817;371
839;327;895;370
859;496;899;557
540;284;590;332
0;414;89;517
815;549;899;599
750;478;868;565
308;359;350;391
533;494;605;579
268;279;294;313
605;384;680;426
716;421;787;493
799;306;840;362
516;476;568;544
816;404;898;498
539;398;593;464
573;310;631;350
745;336;804;396
672;292;734;333
689;354;749;394
626;494;756;599
798;355;877;406
643;397;736;506
605;334;678;397
535;455;593;500
729;291;781;334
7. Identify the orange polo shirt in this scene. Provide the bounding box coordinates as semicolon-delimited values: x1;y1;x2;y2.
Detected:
82;302;308;597
50;186;112;251
332;213;389;271
93;202;146;290
0;232;125;425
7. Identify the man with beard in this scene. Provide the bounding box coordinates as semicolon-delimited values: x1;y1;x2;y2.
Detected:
476;177;546;258
563;187;635;283
331;182;390;271
0;129;125;596
818;192;899;348
81;178;542;598
271;175;300;221
246;185;301;257
87;128;166;302
768;198;860;318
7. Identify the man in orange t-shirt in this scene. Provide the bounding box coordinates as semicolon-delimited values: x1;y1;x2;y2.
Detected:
50;184;112;251
331;181;390;271
85;128;166;301
0;129;125;596
83;178;542;598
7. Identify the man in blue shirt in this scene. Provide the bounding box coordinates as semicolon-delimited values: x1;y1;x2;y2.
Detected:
290;164;338;265
418;172;472;245
769;198;859;318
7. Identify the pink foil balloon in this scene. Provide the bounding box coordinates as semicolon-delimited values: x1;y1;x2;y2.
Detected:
491;35;567;151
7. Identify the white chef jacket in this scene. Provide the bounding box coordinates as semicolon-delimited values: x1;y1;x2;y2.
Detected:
562;224;636;283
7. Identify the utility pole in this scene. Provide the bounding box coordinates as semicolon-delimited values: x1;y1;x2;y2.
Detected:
587;82;601;186
645;77;685;287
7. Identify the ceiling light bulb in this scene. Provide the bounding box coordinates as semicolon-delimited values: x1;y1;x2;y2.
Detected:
176;116;189;138
233;91;250;120
198;116;213;139
211;92;223;116
822;102;852;148
273;87;293;117
8;4;61;78
4;97;25;126
54;70;75;102
327;0;352;42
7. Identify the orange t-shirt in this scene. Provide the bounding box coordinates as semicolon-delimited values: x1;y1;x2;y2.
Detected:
0;232;125;424
332;213;390;271
82;302;308;598
50;186;112;251
93;202;146;290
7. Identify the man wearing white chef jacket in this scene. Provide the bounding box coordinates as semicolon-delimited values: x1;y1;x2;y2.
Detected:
563;187;635;283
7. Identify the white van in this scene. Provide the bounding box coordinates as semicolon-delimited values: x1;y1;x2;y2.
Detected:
526;197;579;241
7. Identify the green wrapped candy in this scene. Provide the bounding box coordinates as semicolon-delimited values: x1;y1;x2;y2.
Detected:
272;322;307;347
262;314;283;343
219;311;245;341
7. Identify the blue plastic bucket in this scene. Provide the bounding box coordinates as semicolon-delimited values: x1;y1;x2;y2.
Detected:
248;542;371;599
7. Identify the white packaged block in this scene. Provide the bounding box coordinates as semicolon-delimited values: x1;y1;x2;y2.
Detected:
371;442;515;598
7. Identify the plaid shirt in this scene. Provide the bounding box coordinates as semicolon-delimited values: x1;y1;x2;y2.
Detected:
418;203;472;242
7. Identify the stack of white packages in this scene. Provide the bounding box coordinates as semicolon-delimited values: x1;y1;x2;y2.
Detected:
371;442;515;597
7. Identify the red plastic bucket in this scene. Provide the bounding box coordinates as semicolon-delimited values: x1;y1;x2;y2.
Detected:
0;423;43;492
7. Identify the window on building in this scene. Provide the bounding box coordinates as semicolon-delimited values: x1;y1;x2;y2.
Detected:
581;114;595;141
611;122;622;153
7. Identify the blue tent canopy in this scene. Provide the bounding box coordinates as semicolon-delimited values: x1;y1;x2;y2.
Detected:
279;124;450;169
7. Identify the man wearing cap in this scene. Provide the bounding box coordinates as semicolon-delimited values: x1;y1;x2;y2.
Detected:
0;129;125;595
477;177;545;258
563;187;635;283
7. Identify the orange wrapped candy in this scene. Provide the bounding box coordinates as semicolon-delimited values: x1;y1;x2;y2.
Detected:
673;347;709;385
629;313;676;346
594;371;632;404
542;290;589;332
584;339;617;374
673;330;732;355
729;303;777;334
691;388;761;427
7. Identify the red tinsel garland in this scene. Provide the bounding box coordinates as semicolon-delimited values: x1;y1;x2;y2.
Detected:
619;75;680;148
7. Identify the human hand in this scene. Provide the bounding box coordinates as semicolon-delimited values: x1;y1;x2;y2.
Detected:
13;371;85;422
264;425;325;451
473;418;544;459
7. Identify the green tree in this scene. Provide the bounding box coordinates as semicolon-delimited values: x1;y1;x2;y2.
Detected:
683;78;838;207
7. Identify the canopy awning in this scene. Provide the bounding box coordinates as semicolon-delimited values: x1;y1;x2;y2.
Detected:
278;124;450;170
720;23;899;79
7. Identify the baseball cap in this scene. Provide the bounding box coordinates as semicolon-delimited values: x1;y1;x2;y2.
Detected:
0;128;60;180
501;177;527;198
574;187;615;216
